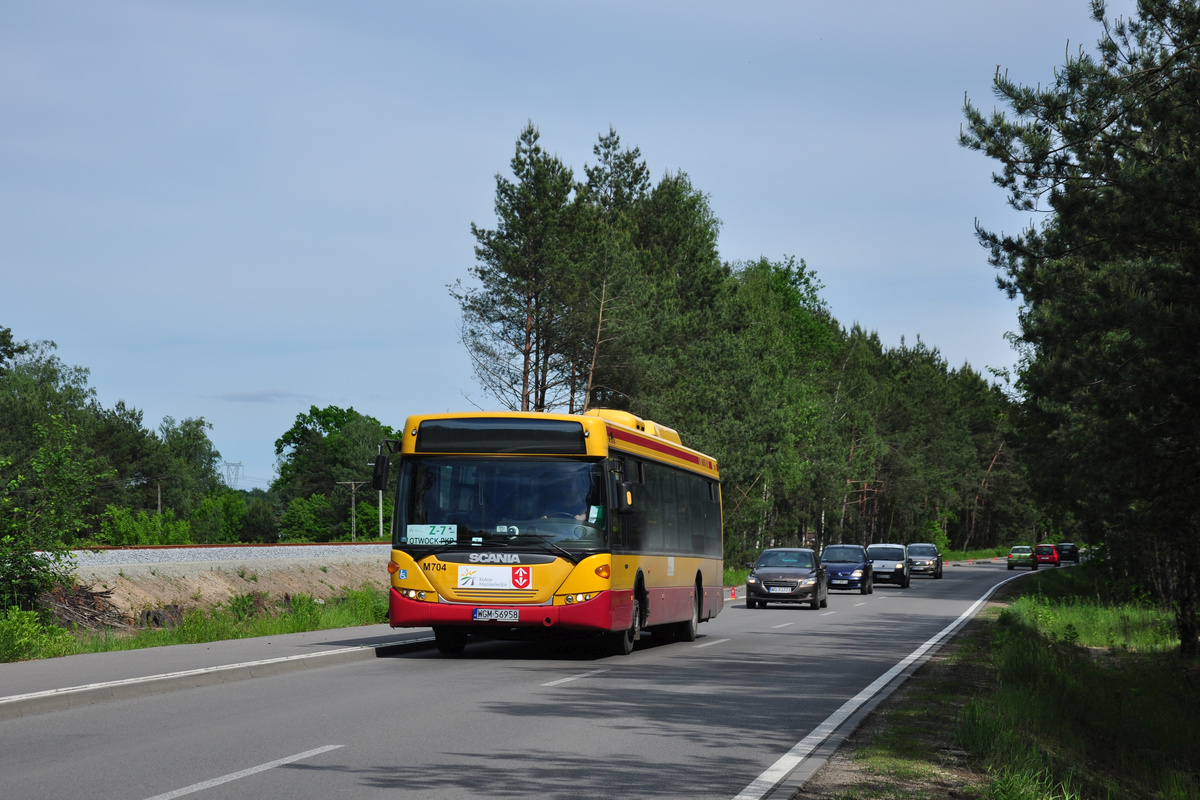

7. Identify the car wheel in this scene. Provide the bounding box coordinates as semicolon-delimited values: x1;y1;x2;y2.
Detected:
902;574;910;589
1032;562;1038;570
859;580;869;595
810;591;820;610
936;565;943;579
820;587;828;608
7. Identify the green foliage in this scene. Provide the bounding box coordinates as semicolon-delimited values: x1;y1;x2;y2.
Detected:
955;584;1198;798
1;416;112;607
98;506;192;546
284;593;324;632
0;607;72;662
240;497;278;543
189;490;247;544
279;493;334;542
453;126;1037;564
272;405;393;541
962;0;1200;653
0;325;32;374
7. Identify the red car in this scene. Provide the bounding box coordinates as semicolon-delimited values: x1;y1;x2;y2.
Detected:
1034;543;1060;567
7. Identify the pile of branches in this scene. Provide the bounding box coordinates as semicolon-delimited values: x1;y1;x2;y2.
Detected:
37;583;134;631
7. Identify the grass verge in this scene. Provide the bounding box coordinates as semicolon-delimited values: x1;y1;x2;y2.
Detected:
0;584;389;662
795;562;1199;800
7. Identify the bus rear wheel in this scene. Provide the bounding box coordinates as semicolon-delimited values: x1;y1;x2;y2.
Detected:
674;588;701;642
434;626;468;655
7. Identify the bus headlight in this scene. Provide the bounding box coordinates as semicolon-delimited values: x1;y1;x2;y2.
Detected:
563;594;591;604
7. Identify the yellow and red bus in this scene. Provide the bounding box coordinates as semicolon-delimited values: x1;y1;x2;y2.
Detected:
372;409;723;655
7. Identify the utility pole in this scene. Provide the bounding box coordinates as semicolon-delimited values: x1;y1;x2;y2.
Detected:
336;480;368;541
367;461;385;539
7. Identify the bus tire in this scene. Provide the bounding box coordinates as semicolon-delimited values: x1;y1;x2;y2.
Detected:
433;626;467;655
608;597;641;656
674;587;701;643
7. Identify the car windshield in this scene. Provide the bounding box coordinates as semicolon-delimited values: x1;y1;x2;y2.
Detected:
869;546;905;561
396;457;606;550
822;545;865;563
757;551;813;569
1035;545;1055;553
1011;546;1031;554
908;545;937;556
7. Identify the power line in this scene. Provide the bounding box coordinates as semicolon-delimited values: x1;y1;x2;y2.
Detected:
222;461;244;490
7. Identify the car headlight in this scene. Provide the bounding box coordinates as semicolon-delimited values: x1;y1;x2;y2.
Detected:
747;576;758;584
893;562;904;570
851;569;863;578
801;578;815;586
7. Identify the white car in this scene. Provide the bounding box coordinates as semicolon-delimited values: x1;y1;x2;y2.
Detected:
867;543;911;588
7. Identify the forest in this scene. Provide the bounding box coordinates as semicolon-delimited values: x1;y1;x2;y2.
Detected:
454;123;1036;570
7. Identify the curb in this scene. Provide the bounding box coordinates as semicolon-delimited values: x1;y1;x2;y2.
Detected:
0;631;436;720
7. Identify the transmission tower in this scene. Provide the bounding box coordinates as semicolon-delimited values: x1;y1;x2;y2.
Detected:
223;461;244;490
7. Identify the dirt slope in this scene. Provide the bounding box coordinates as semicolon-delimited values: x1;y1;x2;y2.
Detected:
73;555;389;616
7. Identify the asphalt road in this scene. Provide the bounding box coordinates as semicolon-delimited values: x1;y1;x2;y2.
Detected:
0;560;1024;800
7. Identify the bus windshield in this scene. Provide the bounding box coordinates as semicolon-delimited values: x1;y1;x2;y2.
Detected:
395;458;607;551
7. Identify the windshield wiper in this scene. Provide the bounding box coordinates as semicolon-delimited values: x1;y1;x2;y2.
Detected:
508;532;578;564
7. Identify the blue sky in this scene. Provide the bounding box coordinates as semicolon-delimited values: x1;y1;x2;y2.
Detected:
1;1;1135;488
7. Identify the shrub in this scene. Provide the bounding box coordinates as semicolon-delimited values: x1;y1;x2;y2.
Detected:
0;607;72;662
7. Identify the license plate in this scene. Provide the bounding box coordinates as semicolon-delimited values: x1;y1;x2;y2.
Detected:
768;586;791;594
473;608;519;622
832;579;848;585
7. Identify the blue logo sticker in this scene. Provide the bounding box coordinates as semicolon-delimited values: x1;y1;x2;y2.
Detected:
399;569;408;579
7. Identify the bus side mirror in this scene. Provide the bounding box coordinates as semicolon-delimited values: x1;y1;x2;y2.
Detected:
371;454;390;491
617;482;634;513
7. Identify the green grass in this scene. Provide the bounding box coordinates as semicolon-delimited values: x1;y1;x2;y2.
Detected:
723;565;750;587
0;585;390;662
835;560;1199;800
947;546;1010;563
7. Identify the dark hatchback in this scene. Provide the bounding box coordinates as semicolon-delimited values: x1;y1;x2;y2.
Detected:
821;544;873;594
907;542;944;579
745;547;829;609
1055;542;1080;563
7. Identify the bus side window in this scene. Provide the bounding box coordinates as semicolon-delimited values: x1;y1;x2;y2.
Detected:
624;459;647;551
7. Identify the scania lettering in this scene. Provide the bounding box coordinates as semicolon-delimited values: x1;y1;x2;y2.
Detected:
372;409;724;655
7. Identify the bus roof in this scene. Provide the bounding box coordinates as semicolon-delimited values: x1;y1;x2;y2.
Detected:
396;409;719;479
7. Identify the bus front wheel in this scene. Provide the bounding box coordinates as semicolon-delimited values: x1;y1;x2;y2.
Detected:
608;598;641;656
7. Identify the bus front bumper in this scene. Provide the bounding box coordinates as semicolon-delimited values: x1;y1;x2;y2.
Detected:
389;587;631;633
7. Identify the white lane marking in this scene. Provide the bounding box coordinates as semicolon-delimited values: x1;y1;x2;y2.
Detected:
541;668;611;687
771;622;795;629
694;638;730;648
821;611;836;616
141;745;343;800
854;602;867;607
732;574;1021;800
0;637;434;708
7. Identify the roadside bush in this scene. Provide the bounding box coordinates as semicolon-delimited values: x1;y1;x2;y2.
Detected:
0;607;72;662
285;594;323;632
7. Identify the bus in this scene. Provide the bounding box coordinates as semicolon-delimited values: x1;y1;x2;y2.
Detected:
371;408;724;655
